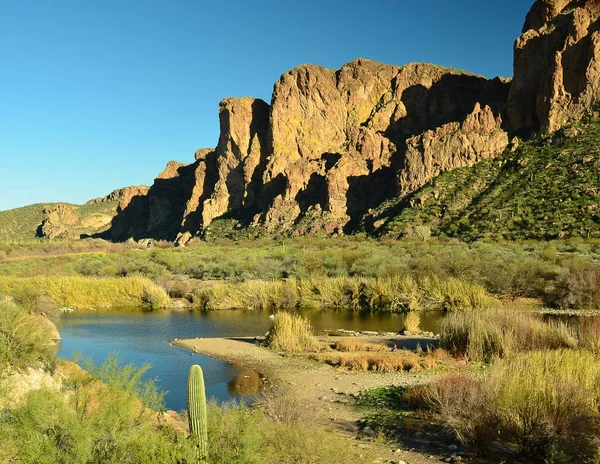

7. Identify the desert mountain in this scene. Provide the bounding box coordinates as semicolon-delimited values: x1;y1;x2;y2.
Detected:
2;0;599;243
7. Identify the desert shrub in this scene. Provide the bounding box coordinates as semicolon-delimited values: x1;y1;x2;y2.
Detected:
421;371;495;452
490;350;600;459
264;312;320;353
0;356;196;464
414;350;600;461
543;258;600;309
259;388;322;426
440;308;577;361
0;300;56;375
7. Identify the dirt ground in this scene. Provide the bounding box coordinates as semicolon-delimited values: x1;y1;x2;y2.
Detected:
173;335;467;464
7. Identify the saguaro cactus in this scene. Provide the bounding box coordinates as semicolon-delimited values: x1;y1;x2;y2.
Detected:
188;364;208;461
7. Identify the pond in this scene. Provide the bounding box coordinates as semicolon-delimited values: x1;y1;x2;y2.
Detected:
57;308;443;411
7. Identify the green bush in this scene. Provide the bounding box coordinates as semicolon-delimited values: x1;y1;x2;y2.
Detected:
0;300;56;375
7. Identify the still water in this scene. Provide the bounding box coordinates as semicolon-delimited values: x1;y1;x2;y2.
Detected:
57;309;443;411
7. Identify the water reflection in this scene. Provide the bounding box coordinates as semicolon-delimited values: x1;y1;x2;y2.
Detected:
228;368;264;396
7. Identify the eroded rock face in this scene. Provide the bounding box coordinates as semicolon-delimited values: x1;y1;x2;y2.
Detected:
109;2;600;240
508;0;600;135
200;97;269;227
256;59;509;232
40;204;80;239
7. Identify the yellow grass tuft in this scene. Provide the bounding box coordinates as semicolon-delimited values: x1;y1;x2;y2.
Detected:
264;312;320;353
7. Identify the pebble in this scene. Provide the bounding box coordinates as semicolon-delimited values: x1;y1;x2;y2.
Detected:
448;445;458;452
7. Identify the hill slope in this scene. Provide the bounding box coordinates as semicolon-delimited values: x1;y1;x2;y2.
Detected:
0;201;119;241
370;119;600;241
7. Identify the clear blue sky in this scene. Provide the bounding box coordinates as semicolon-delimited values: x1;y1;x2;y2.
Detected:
0;0;533;211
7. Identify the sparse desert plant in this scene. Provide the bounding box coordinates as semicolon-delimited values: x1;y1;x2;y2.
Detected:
263;312;320;353
259;388;322;426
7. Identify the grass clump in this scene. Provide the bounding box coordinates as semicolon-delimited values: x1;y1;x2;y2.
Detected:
333;349;445;373
415;350;600;461
403;311;421;333
440;308;577;361
263;312;320;353
195;275;495;312
0;275;168;309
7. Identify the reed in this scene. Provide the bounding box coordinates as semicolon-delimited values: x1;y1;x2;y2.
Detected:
0;275;168;309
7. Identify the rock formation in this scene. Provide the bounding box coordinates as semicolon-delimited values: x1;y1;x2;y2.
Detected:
106;0;600;241
508;0;600;135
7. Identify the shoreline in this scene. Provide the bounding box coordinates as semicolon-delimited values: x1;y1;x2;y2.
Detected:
172;334;451;463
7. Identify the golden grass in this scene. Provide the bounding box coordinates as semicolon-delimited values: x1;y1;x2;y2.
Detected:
440;308;578;362
333;338;388;352
335;349;446;373
194;275;496;312
0;275;169;309
264;312;320;353
403;312;421;333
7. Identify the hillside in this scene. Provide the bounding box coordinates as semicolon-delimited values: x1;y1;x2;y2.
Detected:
0;201;119;241
369;119;600;241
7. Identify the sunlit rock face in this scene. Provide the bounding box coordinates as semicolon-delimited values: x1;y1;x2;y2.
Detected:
508;0;600;136
110;1;600;240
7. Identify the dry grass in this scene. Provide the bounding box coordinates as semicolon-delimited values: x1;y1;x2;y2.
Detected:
403;311;421;333
411;349;600;460
333;338;388;352
0;275;169;309
263;312;320;353
440;308;578;362
335;349;446;373
334;338;368;352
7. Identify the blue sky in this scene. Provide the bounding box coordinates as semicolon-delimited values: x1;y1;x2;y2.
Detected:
0;0;533;211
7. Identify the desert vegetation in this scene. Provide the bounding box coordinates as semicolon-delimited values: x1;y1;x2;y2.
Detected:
0;301;376;463
349;309;600;463
1;236;599;311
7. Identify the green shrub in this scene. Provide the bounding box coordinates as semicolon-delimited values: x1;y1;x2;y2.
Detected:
0;300;56;375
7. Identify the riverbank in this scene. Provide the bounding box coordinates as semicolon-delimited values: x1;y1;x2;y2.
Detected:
173;334;454;464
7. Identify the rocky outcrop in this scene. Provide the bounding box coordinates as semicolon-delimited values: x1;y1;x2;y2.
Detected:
508;0;600;135
200;97;269;227
86;186;149;205
107;1;600;241
399;103;509;197
40;202;116;239
255;60;509;232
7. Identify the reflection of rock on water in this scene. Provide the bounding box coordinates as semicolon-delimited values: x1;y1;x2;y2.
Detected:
228;368;263;396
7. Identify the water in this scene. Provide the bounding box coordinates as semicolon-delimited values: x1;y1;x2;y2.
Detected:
57;308;443;410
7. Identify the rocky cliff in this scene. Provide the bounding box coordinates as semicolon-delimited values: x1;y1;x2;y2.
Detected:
106;0;600;242
508;0;600;135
